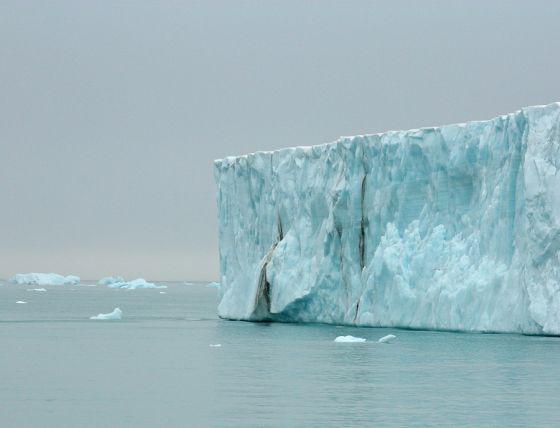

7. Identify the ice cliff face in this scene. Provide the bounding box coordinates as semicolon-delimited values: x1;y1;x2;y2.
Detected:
214;103;560;335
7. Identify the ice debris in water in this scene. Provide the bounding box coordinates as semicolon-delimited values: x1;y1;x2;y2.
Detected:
334;335;366;343
98;276;125;285
90;308;123;320
105;278;167;289
159;291;166;294
209;344;222;347
206;282;221;289
27;288;47;292
378;334;396;343
214;102;560;335
10;273;80;286
16;301;27;304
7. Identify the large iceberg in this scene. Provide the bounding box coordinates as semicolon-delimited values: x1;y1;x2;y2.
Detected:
9;273;80;286
105;278;167;290
214;102;560;335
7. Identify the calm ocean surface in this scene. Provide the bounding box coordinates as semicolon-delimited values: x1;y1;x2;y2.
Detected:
1;281;560;427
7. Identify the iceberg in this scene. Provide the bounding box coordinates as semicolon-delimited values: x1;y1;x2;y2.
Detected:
206;282;221;289
334;335;366;343
378;334;396;343
214;102;560;335
104;278;166;290
16;301;27;304
98;276;125;285
90;308;123;320
9;273;80;286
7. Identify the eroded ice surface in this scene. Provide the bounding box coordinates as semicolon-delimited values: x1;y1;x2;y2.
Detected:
10;273;80;286
214;102;560;335
90;308;123;320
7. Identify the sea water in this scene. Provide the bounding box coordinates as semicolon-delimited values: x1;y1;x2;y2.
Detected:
1;281;560;427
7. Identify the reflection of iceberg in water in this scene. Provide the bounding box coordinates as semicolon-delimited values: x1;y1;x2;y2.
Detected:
214;103;560;335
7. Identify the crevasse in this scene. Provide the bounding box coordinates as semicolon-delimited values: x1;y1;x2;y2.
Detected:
214;103;560;335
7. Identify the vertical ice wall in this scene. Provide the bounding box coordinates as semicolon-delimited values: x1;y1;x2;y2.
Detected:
214;103;560;334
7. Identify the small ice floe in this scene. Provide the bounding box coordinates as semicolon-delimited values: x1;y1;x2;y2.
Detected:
16;301;27;304
32;288;47;292
206;282;220;289
159;291;166;294
105;278;167;290
90;308;122;320
334;335;366;343
98;276;125;286
378;334;396;343
209;344;222;347
184;281;195;286
10;273;80;286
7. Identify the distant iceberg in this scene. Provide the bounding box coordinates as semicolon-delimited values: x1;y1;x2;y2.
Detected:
10;273;80;286
98;276;125;285
105;278;167;290
16;301;27;304
214;102;560;335
90;308;123;320
334;335;366;343
206;282;221;289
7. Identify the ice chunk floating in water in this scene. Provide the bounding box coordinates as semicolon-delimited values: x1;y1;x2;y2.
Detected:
378;334;396;343
16;301;27;304
214;102;560;335
334;336;366;343
10;273;80;286
90;308;123;320
104;278;166;289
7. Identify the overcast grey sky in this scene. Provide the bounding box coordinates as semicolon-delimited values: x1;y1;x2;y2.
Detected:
1;0;559;281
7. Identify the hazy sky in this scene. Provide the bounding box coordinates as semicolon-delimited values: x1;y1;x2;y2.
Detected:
1;1;559;281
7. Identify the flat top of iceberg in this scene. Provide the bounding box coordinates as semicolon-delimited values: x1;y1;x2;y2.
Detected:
215;102;560;164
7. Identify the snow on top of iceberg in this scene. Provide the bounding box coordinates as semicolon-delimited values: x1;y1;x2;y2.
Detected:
98;276;125;285
334;335;366;343
105;278;167;289
214;102;560;165
90;308;122;320
9;273;80;286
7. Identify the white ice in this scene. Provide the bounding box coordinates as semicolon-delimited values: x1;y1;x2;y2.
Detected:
90;308;123;320
334;335;366;343
16;301;27;304
209;344;222;347
214;102;560;335
105;278;167;290
10;273;80;286
378;334;396;343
